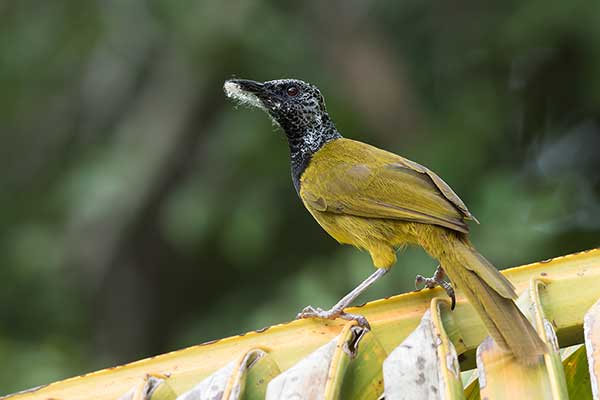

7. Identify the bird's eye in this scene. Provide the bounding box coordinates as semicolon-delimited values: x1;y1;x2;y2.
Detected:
287;85;299;97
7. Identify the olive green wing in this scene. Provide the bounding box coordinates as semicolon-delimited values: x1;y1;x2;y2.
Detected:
301;155;476;234
391;156;479;224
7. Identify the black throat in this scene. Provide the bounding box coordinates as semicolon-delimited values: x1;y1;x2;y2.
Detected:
284;115;341;194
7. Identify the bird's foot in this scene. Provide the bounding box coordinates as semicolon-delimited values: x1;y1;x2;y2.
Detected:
415;265;456;310
296;305;371;330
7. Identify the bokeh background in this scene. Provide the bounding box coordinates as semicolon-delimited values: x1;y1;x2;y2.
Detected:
1;0;599;394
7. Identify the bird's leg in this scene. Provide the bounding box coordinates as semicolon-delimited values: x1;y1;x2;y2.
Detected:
296;268;389;329
415;265;456;310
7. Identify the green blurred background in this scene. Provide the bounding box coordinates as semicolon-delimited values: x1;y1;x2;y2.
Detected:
1;0;599;394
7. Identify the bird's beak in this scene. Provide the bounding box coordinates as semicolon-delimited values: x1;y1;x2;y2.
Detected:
224;79;270;110
226;79;265;94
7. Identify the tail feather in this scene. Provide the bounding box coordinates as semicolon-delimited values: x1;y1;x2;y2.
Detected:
450;260;547;364
465;246;517;300
421;227;547;364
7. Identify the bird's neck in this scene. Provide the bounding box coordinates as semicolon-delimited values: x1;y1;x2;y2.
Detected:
285;116;341;194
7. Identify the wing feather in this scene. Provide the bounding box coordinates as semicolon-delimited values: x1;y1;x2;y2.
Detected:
300;139;476;233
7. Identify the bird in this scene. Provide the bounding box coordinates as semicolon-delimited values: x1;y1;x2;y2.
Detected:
223;77;546;364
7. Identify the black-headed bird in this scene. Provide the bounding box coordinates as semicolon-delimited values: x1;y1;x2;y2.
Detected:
224;78;546;364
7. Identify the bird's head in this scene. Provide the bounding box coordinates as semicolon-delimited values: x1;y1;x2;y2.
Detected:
224;77;341;191
224;78;335;138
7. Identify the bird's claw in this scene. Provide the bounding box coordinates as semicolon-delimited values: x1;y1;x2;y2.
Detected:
415;274;438;290
414;266;456;310
296;305;371;330
342;313;371;330
296;305;323;318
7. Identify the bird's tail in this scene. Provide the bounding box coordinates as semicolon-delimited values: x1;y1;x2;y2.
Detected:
419;226;547;365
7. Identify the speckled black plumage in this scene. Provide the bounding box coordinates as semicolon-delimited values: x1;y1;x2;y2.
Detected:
261;79;342;193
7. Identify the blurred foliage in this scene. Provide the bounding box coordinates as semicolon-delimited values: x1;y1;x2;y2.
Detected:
0;0;598;395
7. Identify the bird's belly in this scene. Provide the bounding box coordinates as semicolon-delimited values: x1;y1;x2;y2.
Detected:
306;208;418;268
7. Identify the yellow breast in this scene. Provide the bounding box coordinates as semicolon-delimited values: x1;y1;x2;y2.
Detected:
299;139;412;268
